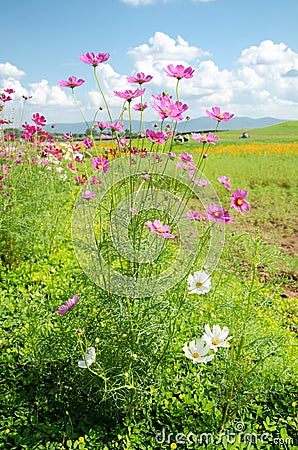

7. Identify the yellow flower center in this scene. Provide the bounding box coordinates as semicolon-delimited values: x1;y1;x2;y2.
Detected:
193;352;200;358
196;281;203;288
156;227;164;233
214;212;219;217
212;339;219;345
236;199;243;205
98;163;103;169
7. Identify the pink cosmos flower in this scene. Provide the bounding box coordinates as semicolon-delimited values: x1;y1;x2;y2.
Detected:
114;88;145;101
0;94;12;102
146;129;169;145
152;97;188;121
79;52;110;66
192;132;219;144
58;76;85;89
145;220;174;239
206;203;234;223
82;138;94;149
130;208;138;214
92;156;109;173
75;174;87;185
107;121;124;132
152;93;172;101
141;174;150;179
176;162;196;171
218;176;231;191
82;190;96;199
206;106;234;122
230;190;250;214
56;294;78;315
63;132;73;140
91;175;102;185
168;152;176;158
96;121;109;131
68;163;78;172
32;113;46;127
178;151;194;164
127;72;153;84
186;210;206;221
118;136;129;148
4;88;15;94
192;178;210;186
133;102;148;112
164;64;195;80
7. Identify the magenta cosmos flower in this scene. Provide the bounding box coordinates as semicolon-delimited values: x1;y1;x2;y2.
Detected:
146;129;168;145
92;156;109;173
206;106;234;122
152;97;188;121
218;176;231;191
178;151;194;164
107;121;124;132
164;64;195;80
56;294;78;315
82;138;94;149
82;190;96;199
192;132;219;144
133;102;148;112
186;210;206;221
32;113;46;127
114;88;145;101
206;203;234;223
230;190;250;214
58;76;85;89
79;52;110;66
145;220;174;239
127;72;153;84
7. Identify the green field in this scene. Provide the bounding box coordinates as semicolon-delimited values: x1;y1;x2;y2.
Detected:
211;120;298;144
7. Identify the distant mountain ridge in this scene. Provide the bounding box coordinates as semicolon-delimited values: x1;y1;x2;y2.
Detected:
47;117;287;134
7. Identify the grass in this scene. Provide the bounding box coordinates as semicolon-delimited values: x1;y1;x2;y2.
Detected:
208;120;298;145
0;124;297;449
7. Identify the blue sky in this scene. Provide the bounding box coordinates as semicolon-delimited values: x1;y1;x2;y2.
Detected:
1;0;298;124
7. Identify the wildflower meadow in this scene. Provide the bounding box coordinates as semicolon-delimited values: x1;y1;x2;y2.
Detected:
0;52;297;450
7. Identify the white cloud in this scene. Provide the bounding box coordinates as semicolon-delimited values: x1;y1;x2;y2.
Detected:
0;62;25;78
238;40;298;72
128;31;209;66
28;80;73;106
2;36;298;124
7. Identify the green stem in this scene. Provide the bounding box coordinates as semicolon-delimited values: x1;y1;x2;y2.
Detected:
93;66;113;123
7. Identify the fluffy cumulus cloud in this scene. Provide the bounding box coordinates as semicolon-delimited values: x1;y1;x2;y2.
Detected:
0;62;25;78
1;35;298;124
125;36;298;119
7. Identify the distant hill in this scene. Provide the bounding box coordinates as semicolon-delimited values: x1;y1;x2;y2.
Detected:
47;117;288;135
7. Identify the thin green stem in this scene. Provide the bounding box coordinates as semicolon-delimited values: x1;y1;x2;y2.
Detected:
93;66;113;122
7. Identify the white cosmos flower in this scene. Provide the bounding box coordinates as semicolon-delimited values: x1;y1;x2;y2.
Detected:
188;270;211;294
202;324;232;352
183;338;215;364
78;346;96;368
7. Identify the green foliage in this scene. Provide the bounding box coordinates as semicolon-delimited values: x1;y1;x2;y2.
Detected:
0;142;297;449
